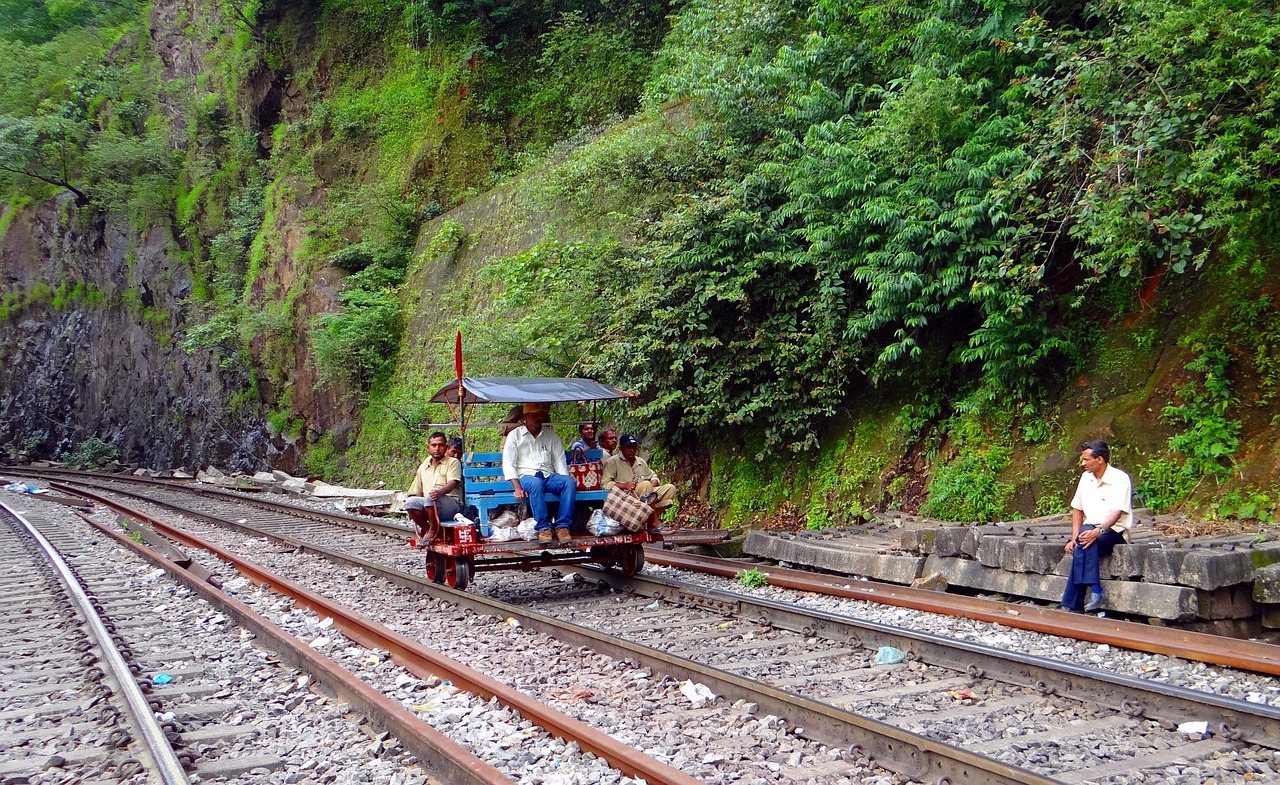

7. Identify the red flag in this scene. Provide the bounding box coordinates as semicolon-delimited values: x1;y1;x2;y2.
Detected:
454;332;463;388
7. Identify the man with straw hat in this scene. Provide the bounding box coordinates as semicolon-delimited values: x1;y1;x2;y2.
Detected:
501;402;576;544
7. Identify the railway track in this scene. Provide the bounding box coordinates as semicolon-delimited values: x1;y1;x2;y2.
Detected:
0;499;191;784
17;472;1280;784
0;490;638;785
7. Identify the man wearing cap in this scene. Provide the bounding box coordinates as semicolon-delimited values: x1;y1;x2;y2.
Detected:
601;434;677;511
404;431;464;547
502;403;576;544
1061;439;1133;613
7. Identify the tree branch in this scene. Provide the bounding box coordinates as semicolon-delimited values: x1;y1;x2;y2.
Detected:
0;161;89;204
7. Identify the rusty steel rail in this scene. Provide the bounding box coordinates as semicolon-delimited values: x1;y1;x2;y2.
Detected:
577;562;1280;748
52;479;1059;785
1;500;191;785
644;549;1280;676
62;491;704;785
75;511;515;785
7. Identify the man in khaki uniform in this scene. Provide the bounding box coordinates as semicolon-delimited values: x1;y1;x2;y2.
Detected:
404;431;464;545
601;434;677;510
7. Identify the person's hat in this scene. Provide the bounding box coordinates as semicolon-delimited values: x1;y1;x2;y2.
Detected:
619;434;639;448
523;402;549;415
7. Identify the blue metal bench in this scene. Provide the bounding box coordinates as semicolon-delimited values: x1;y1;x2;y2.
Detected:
462;450;609;523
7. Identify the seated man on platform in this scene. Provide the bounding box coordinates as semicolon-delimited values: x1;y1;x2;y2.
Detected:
404;431;464;546
502;403;576;544
601;434;677;511
446;436;464;460
1061;439;1133;613
570;421;600;458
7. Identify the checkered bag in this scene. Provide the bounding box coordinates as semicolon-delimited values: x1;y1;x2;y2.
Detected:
602;487;651;533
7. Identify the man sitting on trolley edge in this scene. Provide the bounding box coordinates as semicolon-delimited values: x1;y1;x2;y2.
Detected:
404;431;464;546
602;434;677;511
502;403;576;545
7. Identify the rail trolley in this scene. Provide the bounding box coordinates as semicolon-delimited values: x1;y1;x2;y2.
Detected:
412;374;661;590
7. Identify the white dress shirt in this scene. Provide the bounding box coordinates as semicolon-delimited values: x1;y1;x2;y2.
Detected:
1070;464;1133;534
502;425;568;480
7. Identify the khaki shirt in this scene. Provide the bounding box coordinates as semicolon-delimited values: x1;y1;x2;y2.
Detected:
408;455;463;504
601;453;658;490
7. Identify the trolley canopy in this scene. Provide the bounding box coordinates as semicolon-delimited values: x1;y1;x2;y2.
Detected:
428;377;635;406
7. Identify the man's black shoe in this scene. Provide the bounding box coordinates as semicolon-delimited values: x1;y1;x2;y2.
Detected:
1084;591;1104;613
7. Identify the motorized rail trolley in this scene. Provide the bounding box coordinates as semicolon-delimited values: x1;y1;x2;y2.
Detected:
413;374;661;590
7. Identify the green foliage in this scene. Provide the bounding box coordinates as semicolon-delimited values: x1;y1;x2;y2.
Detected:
312;260;406;390
736;567;769;588
463;239;634;376
1007;0;1280;286
267;410;302;438
586;0;1280;456
509;10;655;151
1214;489;1275;524
921;414;1015;521
67;436;118;469
709;443;789;525
422;220;467;260
921;447;1014;522
1138;341;1241;512
302;432;341;479
1230;293;1280;406
0;3;174;212
48;280;106;310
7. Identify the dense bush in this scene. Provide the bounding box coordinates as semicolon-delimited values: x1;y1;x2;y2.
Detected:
593;0;1280;452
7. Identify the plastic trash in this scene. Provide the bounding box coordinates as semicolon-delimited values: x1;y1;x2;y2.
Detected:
587;508;623;536
488;526;519;543
873;646;905;665
152;673;173;685
1178;721;1209;735
516;518;539;541
490;510;519;528
680;680;717;708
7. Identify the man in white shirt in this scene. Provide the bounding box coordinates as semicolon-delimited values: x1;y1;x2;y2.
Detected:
502;403;576;544
1061;440;1133;613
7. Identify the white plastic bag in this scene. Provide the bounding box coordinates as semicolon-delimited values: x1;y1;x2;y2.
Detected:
490;510;519;528
587;508;623;536
680;680;717;708
489;526;519;543
517;518;539;541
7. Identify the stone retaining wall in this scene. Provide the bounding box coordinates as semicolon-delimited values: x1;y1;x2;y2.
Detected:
743;513;1280;626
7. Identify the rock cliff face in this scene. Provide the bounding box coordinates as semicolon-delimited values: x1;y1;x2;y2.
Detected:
0;199;272;470
0;1;363;472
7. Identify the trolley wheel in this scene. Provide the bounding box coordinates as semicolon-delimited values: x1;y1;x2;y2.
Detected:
445;556;472;590
619;543;645;577
425;552;446;584
589;545;619;569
